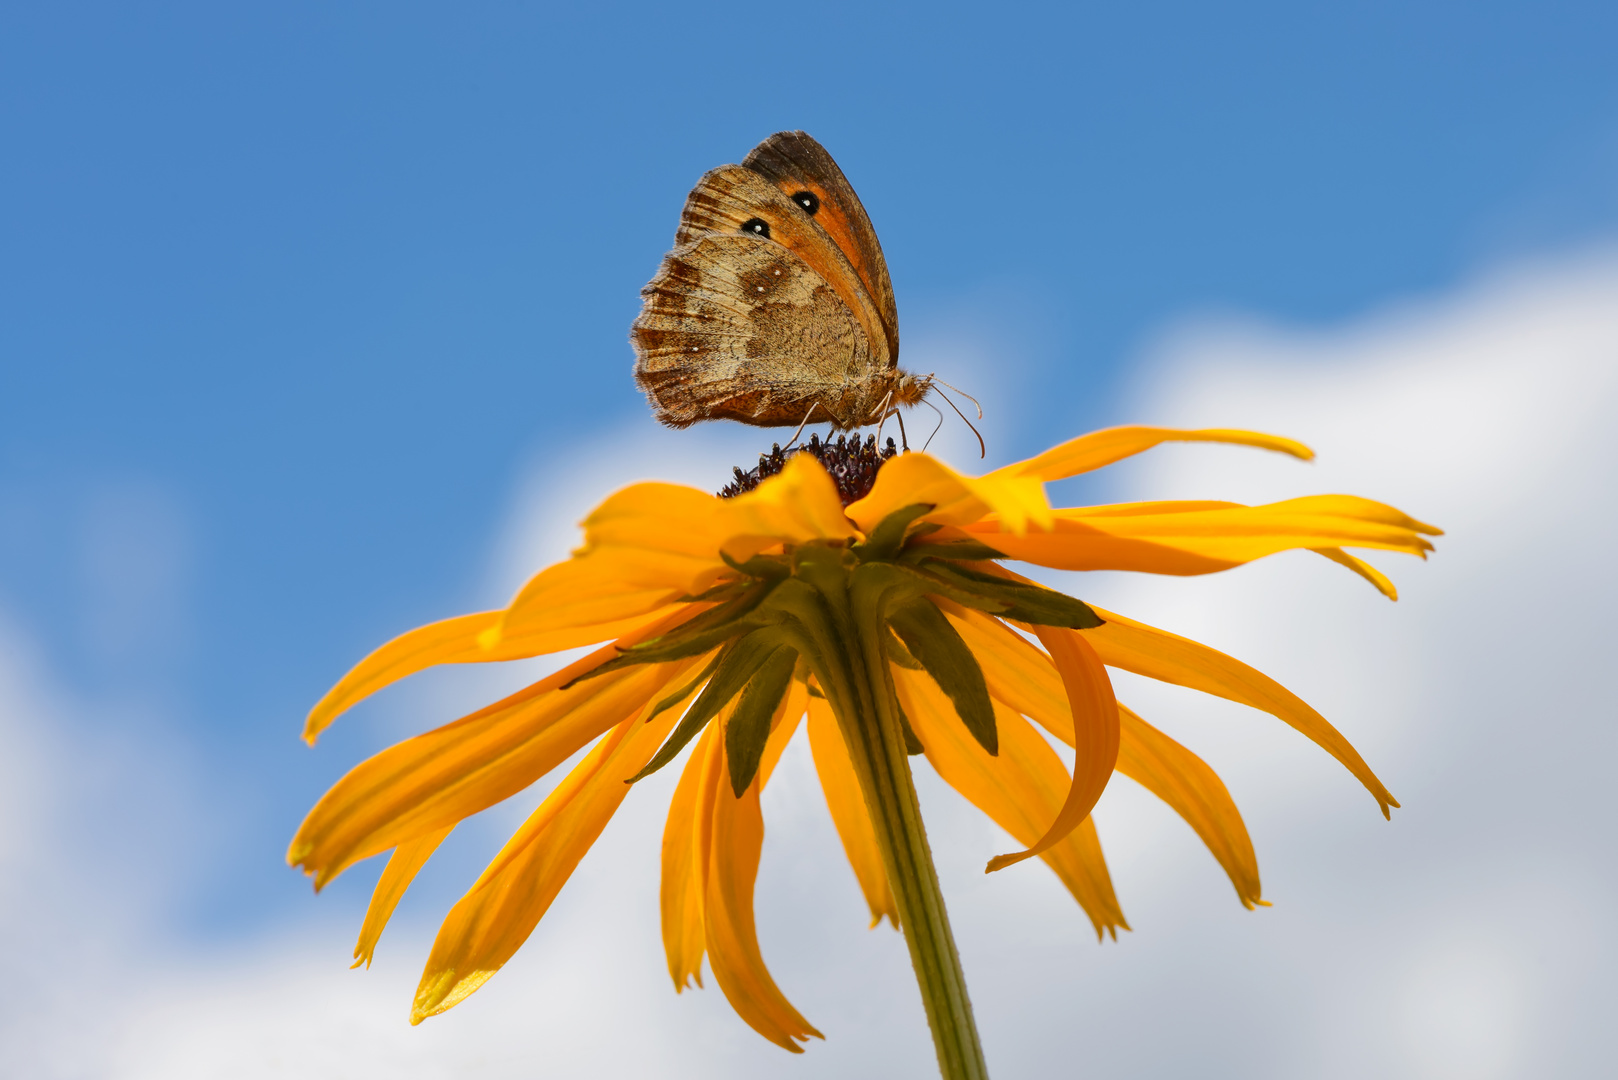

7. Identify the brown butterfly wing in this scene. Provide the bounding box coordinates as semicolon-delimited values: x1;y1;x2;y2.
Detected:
673;165;890;370
743;131;900;364
632;233;879;428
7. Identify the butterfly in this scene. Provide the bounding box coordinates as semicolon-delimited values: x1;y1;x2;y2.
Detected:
631;131;933;434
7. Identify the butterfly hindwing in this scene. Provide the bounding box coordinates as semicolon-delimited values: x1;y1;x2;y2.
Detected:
632;233;877;428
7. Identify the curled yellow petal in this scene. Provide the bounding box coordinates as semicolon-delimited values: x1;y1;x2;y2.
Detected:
894;667;1127;939
943;603;1264;907
412;698;683;1023
995;425;1314;482
1313;547;1398;599
807;693;897;929
1115;705;1264;908
352;825;454;968
1087;605;1398;816
985;627;1119;873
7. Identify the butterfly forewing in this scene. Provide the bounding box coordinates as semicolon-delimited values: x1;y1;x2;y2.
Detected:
675;165;889;369
742;131;899;363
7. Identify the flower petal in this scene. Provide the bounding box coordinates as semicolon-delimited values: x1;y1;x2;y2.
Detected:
995;426;1313;482
351;825;454;968
411;698;683;1023
1313;547;1398;599
1115;705;1264;908
806;693;897;929
661;681;805;996
1086;605;1398;816
985;627;1119;873
894;667;1127;939
943;603;1265;905
306;598;682;743
289;640;708;889
660;721;720;991
704;722;822;1051
965;496;1436;574
847;452;1053;536
717;453;858;554
492;552;692;646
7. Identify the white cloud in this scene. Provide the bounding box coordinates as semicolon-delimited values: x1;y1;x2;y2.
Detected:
3;249;1615;1078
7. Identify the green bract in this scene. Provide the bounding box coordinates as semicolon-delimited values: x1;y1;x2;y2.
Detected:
604;504;1105;795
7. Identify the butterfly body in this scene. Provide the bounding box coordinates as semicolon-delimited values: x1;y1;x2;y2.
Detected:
633;132;928;431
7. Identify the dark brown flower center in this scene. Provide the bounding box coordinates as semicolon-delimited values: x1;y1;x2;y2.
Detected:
719;433;899;505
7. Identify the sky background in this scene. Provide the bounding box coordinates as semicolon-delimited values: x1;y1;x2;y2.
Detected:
2;2;1616;1077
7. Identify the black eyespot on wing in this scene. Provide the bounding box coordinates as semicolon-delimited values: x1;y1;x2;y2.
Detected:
740;218;771;239
791;191;820;215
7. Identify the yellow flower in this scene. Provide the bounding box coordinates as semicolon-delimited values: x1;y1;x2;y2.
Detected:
288;425;1438;1055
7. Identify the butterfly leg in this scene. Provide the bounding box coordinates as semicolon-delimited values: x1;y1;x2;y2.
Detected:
871;385;897;448
784;401;823;451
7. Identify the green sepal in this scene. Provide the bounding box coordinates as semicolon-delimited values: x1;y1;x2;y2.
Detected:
682;577;756;604
644;650;724;724
887;597;998;756
571;583;775;687
855;503;936;562
886;626;924;670
721;549;792;581
627;627;787;784
918;561;1103;629
900;538;1009;563
894;693;926;755
725;645;799;796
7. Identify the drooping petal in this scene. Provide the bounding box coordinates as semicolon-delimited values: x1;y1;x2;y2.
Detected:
351;825;455;968
306;598;684;742
1114;704;1264;908
1086;605;1398;816
411;696;685;1023
847;453;1053;536
985;627;1120;873
941;603;1265;905
994;426;1314;482
964;497;1436;576
704;720;822;1051
661;681;806;995
661;722;720;991
894;667;1127;939
289;642;709;889
806;693;897;928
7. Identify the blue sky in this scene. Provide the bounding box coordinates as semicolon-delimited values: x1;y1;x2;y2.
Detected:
2;2;1617;1070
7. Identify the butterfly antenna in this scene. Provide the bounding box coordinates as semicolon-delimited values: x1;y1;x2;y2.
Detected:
930;380;987;459
930;376;984;419
784;401;822;451
920;398;946;453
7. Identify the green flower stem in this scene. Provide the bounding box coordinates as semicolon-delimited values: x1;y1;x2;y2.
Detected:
797;552;990;1080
